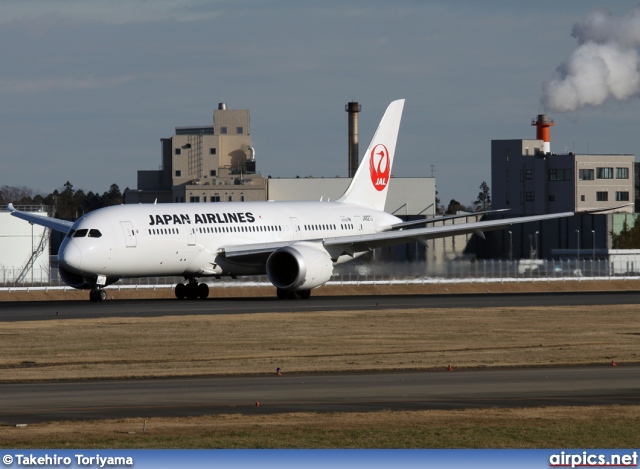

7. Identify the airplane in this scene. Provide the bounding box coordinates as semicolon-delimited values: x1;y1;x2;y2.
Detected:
8;99;619;302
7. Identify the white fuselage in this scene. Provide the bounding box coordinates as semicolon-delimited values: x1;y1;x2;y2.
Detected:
59;200;401;279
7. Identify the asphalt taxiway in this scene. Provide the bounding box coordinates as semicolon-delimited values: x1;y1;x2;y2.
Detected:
1;366;639;423
3;290;640;322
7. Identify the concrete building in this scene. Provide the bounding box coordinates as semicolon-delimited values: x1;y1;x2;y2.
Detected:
125;103;267;205
491;115;634;215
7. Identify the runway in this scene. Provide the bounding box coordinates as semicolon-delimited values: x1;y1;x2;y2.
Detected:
1;366;639;423
3;290;640;322
1;291;640;422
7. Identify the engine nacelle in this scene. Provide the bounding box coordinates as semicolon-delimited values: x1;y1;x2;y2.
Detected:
266;244;334;291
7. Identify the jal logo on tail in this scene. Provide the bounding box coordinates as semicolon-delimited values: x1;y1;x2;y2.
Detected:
369;144;390;191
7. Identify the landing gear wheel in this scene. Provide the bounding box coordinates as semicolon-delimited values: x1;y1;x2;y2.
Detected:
197;283;209;299
186;282;199;300
90;288;107;302
175;283;186;300
298;290;311;300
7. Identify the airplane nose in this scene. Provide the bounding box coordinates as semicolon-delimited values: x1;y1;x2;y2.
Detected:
59;243;82;272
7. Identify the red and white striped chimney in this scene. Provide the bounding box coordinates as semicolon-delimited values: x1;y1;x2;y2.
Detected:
531;114;554;154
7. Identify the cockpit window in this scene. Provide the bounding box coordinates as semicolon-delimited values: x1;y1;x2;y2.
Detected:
67;229;76;238
88;229;102;238
73;229;88;238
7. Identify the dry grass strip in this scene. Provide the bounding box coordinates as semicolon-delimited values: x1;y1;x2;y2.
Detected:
2;406;640;448
1;305;639;381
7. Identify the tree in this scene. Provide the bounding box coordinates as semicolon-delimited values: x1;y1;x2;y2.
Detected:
612;217;640;249
446;199;468;214
474;181;492;212
102;184;123;206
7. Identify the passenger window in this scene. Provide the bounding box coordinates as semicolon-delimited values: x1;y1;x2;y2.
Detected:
88;229;102;238
73;229;88;237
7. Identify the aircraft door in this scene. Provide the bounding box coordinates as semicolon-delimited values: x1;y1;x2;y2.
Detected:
120;221;137;248
290;217;301;241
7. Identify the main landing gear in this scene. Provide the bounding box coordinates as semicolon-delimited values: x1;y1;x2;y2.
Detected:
89;288;107;302
276;288;311;300
175;281;209;300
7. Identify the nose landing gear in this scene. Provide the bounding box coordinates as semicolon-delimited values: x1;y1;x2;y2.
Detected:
89;288;107;302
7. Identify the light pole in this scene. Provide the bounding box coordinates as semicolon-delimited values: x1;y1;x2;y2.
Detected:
592;229;596;275
535;231;539;259
576;229;580;271
508;231;513;262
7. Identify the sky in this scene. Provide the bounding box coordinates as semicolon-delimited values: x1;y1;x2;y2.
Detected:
2;1;640;207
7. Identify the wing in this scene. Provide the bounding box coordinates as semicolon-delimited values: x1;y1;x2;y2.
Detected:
218;210;578;262
8;203;73;233
220;204;632;262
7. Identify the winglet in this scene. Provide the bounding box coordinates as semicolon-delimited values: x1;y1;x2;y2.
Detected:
8;204;74;233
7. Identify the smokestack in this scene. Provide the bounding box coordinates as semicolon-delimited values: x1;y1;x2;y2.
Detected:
345;102;361;178
531;114;554;154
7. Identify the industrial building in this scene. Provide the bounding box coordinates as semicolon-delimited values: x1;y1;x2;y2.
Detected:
491;115;634;215
0;205;51;284
124;103;267;205
483;115;636;261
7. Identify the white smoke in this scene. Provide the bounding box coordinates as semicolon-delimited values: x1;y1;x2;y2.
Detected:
542;6;640;112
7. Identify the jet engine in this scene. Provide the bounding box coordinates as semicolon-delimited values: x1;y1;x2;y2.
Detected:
266;244;333;291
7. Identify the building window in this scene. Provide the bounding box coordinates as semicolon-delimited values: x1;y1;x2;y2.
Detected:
579;169;594;180
175;148;181;155
175;170;182;177
525;169;532;180
210;170;216;177
210;148;217;155
505;192;510;205
221;127;227;134
616;167;629;179
549;195;555;202
237;127;243;134
596;191;608;201
596;167;613;179
212;195;220;202
203;196;207;202
549;169;572;181
580;195;585;202
525;191;535;202
505;149;509;162
241;195;245;202
616;191;630;201
190;196;200;203
228;196;232;202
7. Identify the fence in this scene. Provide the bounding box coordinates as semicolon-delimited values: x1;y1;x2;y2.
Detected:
1;259;638;289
